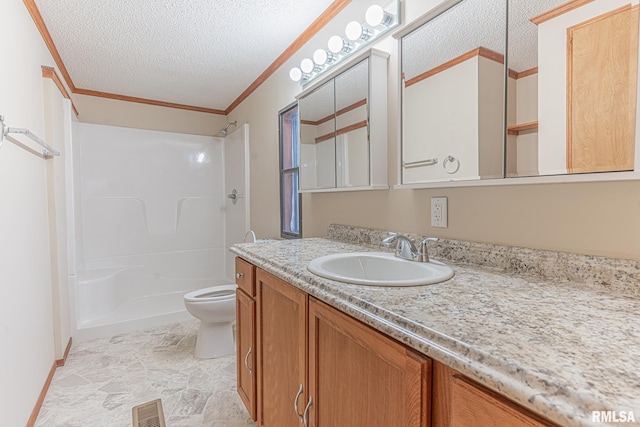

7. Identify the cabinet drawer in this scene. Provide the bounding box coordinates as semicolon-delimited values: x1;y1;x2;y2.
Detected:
235;257;255;296
451;375;553;427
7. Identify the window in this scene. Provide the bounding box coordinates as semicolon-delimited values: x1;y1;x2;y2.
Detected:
279;103;302;238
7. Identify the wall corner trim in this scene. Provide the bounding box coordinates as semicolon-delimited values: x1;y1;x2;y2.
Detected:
56;337;73;367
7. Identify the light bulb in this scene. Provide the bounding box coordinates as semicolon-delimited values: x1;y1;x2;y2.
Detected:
313;49;335;66
366;4;394;27
345;21;371;41
328;35;352;54
313;48;328;65
300;58;315;74
289;67;303;82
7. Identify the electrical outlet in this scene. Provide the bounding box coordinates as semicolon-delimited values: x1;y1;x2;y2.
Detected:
431;197;448;228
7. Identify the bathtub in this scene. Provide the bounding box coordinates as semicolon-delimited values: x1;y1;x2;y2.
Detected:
71;265;230;341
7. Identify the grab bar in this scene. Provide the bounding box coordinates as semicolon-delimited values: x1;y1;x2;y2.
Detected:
402;158;438;168
0;115;60;158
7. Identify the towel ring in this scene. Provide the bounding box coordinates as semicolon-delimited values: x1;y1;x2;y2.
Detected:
443;155;460;174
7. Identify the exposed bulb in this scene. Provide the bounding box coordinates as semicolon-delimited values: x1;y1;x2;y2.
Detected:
300;58;316;74
345;21;371;41
328;35;353;54
365;4;394;27
289;67;303;82
313;48;334;66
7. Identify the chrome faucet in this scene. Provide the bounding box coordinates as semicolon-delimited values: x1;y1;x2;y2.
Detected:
382;233;438;262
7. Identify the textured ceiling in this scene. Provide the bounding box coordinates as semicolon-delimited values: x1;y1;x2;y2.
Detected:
34;0;336;110
402;0;576;79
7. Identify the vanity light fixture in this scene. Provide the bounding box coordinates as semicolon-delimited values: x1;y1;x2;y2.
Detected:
289;67;305;82
345;21;372;42
328;35;353;54
300;58;320;74
313;48;335;67
365;4;394;27
288;1;399;85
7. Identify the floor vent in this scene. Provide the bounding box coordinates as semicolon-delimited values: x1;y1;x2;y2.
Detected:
132;399;166;427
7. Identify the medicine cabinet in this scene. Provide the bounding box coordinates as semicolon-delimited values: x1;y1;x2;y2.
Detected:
397;0;640;188
298;49;389;192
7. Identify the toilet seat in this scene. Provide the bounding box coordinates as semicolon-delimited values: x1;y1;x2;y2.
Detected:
184;284;237;303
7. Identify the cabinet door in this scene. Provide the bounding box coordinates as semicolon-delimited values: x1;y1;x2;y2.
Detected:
432;362;557;427
236;289;256;420
567;5;638;174
308;297;431;427
257;269;308;427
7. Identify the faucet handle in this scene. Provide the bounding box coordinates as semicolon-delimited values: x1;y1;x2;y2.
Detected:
418;237;439;262
381;232;397;247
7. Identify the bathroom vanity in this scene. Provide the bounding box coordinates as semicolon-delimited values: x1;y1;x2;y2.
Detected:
231;226;640;427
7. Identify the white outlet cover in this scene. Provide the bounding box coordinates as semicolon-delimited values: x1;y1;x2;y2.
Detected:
431;197;448;228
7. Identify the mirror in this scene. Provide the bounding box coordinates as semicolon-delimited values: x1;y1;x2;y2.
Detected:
335;59;370;187
300;79;336;190
400;0;640;185
299;58;371;190
507;0;639;177
401;0;507;184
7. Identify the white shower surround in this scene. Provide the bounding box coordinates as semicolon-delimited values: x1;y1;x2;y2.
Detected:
70;123;249;340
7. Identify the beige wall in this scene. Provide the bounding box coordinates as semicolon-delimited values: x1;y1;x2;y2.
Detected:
72;93;227;136
0;1;58;424
229;0;640;261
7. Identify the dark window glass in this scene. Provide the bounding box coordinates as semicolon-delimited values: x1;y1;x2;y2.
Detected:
280;103;302;238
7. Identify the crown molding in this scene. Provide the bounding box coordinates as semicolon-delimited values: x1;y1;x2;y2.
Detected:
24;0;353;116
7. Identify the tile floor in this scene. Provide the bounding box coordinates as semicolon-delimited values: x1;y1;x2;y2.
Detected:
35;320;254;427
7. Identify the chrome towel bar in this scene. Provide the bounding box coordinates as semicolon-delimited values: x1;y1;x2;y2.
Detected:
402;158;438;168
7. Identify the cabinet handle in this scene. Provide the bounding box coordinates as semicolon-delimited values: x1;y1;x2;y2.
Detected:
244;346;252;374
302;395;313;427
293;384;304;421
236;272;244;279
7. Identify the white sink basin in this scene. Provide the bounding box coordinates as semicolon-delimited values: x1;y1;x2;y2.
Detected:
307;252;454;286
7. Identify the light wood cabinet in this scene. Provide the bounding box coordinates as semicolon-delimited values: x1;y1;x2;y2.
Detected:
235;258;257;420
308;297;431;427
236;259;559;427
432;362;557;427
256;269;308;427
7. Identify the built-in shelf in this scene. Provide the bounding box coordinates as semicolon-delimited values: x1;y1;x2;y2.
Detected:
507;121;538;136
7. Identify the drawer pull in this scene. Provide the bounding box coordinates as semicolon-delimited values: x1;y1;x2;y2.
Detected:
244;346;252;374
303;395;313;427
236;272;244;279
294;384;304;421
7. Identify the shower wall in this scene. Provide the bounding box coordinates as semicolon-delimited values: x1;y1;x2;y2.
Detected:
72;123;239;339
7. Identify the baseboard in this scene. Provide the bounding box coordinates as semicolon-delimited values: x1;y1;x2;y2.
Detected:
25;361;56;427
56;337;73;367
27;337;72;426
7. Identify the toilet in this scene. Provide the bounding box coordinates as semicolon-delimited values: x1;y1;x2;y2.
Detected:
184;284;237;359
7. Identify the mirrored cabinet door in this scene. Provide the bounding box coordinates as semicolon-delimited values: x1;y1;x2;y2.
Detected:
400;0;506;184
507;0;639;177
299;79;336;190
334;58;370;188
298;49;388;193
398;0;640;187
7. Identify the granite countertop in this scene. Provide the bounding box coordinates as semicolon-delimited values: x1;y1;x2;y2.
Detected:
230;235;640;427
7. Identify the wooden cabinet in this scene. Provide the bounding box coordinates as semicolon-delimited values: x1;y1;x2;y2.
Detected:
432;362;557;427
308;297;431;427
236;259;558;427
256;269;308;427
235;258;256;421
